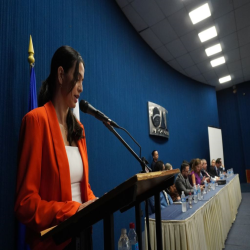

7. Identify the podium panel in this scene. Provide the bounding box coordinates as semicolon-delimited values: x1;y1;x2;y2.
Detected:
41;169;179;249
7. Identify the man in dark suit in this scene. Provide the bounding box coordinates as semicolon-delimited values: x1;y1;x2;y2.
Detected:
211;159;216;167
202;159;219;181
209;158;221;177
151;150;159;171
201;159;210;178
216;158;225;174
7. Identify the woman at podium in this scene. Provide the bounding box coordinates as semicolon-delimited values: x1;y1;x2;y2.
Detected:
15;46;97;249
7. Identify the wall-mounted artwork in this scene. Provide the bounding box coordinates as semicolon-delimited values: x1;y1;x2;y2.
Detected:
148;101;169;138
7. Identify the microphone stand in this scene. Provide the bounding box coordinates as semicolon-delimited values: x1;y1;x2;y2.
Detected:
103;122;150;173
103;122;152;250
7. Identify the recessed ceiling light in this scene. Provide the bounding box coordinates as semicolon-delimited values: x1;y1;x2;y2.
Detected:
210;56;225;67
205;44;222;57
189;3;211;25
219;75;231;83
198;26;217;42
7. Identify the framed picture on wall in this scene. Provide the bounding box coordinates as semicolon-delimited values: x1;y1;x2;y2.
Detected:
148;101;169;138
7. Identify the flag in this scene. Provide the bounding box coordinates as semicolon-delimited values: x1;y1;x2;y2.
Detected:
28;66;37;110
17;67;36;250
17;223;29;250
17;36;37;250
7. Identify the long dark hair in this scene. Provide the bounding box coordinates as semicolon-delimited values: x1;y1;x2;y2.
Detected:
38;46;84;145
192;158;201;172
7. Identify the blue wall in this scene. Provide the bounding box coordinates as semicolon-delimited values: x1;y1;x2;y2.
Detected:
0;0;219;249
217;82;250;183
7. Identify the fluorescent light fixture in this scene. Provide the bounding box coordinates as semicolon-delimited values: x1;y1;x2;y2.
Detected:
219;75;231;83
205;43;222;56
189;3;211;24
210;56;225;67
198;26;217;42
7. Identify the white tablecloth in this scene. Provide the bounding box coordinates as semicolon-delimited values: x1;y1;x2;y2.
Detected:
145;174;242;250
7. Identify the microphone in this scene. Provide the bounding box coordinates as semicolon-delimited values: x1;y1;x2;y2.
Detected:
79;100;120;128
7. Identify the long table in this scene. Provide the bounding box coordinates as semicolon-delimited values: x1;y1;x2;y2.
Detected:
145;174;242;250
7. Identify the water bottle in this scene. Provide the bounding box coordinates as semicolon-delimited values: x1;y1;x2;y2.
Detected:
188;192;192;209
128;223;138;250
197;184;201;200
181;191;187;212
211;179;215;190
118;228;129;250
220;172;224;180
193;185;198;203
204;180;207;194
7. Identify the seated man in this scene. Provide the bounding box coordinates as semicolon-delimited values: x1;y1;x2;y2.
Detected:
175;163;194;196
151;150;159;171
165;163;172;170
201;159;218;181
216;158;225;174
156;160;165;170
201;159;210;178
148;161;173;215
209;158;221;177
211;159;216;168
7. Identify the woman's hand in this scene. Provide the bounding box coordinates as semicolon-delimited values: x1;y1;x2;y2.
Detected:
205;177;210;182
77;198;99;212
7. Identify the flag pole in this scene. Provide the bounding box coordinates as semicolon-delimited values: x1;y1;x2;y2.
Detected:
28;35;35;68
17;35;35;250
27;35;38;110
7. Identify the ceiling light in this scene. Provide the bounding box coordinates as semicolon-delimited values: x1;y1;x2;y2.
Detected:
198;26;217;42
210;56;225;67
219;75;231;83
189;3;211;25
205;44;222;56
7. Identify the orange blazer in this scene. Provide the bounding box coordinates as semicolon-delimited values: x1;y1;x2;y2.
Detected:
15;101;96;249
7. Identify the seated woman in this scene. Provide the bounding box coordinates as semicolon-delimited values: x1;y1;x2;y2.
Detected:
189;158;205;186
148;161;173;215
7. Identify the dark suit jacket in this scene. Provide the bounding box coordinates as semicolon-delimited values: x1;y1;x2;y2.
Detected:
151;161;156;171
201;169;210;178
209;166;218;177
218;167;224;174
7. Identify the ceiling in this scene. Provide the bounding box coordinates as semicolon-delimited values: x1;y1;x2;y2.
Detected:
115;0;250;91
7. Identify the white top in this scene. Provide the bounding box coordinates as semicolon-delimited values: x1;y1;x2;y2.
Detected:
65;146;84;203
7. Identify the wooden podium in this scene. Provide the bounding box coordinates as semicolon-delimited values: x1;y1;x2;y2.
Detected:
41;169;179;250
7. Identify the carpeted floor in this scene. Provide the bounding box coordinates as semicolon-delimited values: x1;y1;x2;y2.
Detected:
240;183;250;193
224;192;250;250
